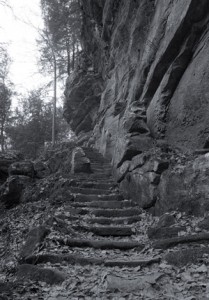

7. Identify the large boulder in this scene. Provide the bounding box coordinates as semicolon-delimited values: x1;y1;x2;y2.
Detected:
64;72;103;135
0;175;32;208
19;226;50;261
118;151;169;209
0;151;23;184
9;161;34;177
71;147;92;174
156;153;209;215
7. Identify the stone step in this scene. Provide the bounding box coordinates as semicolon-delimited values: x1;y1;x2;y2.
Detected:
91;163;111;167
104;257;160;267
91;172;112;176
72;174;114;180
70;181;116;189
25;253;160;268
87;215;141;225
89;208;142;218
70;187;117;195
90;165;112;170
88;175;112;179
78;225;134;236
72;200;135;209
74;193;123;203
92;170;112;174
72;176;114;182
92;172;112;177
91;170;112;174
56;237;144;250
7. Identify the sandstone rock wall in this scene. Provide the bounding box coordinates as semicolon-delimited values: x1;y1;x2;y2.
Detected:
64;0;209;215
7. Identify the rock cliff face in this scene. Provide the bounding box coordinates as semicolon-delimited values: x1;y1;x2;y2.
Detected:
64;0;209;215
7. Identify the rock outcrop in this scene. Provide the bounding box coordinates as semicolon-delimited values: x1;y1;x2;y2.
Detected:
64;0;209;215
0;151;23;184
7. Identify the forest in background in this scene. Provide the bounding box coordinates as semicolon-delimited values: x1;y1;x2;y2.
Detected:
0;0;82;158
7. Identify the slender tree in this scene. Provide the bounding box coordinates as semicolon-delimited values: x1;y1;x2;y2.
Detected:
37;28;58;147
40;0;82;75
0;83;12;151
38;0;82;147
0;46;12;152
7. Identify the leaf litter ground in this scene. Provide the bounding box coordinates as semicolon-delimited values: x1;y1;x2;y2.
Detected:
1;179;209;299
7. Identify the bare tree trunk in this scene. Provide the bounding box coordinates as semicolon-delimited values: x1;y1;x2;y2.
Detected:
76;41;79;68
52;53;57;148
0;125;4;152
72;36;75;70
66;41;71;75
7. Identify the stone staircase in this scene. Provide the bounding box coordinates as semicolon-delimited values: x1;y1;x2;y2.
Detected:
16;147;209;298
69;147;142;247
22;147;158;269
65;147;152;264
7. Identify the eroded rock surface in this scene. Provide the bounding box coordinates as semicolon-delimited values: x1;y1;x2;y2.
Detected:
64;0;209;215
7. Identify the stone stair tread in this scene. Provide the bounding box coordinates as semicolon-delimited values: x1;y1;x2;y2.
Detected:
76;177;114;181
70;181;116;189
71;175;114;181
24;253;103;266
70;187;117;195
73;225;134;236
87;215;141;225
104;257;160;267
24;253;160;267
90;165;112;168
56;237;144;250
72;200;135;209
74;193;123;202
89;208;142;218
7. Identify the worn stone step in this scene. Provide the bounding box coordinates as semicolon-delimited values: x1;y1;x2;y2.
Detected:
88;175;112;179
91;169;112;173
87;215;141;225
72;200;135;209
92;171;112;176
70;187;116;195
83;225;134;236
72;174;114;181
92;173;112;177
90;208;141;218
104;257;160;267
70;181;116;189
25;253;160;268
91;163;111;167
90;160;109;165
56;237;144;250
91;165;112;170
25;253;103;266
86;176;113;181
92;172;112;176
74;193;123;203
90;163;111;167
72;176;115;183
